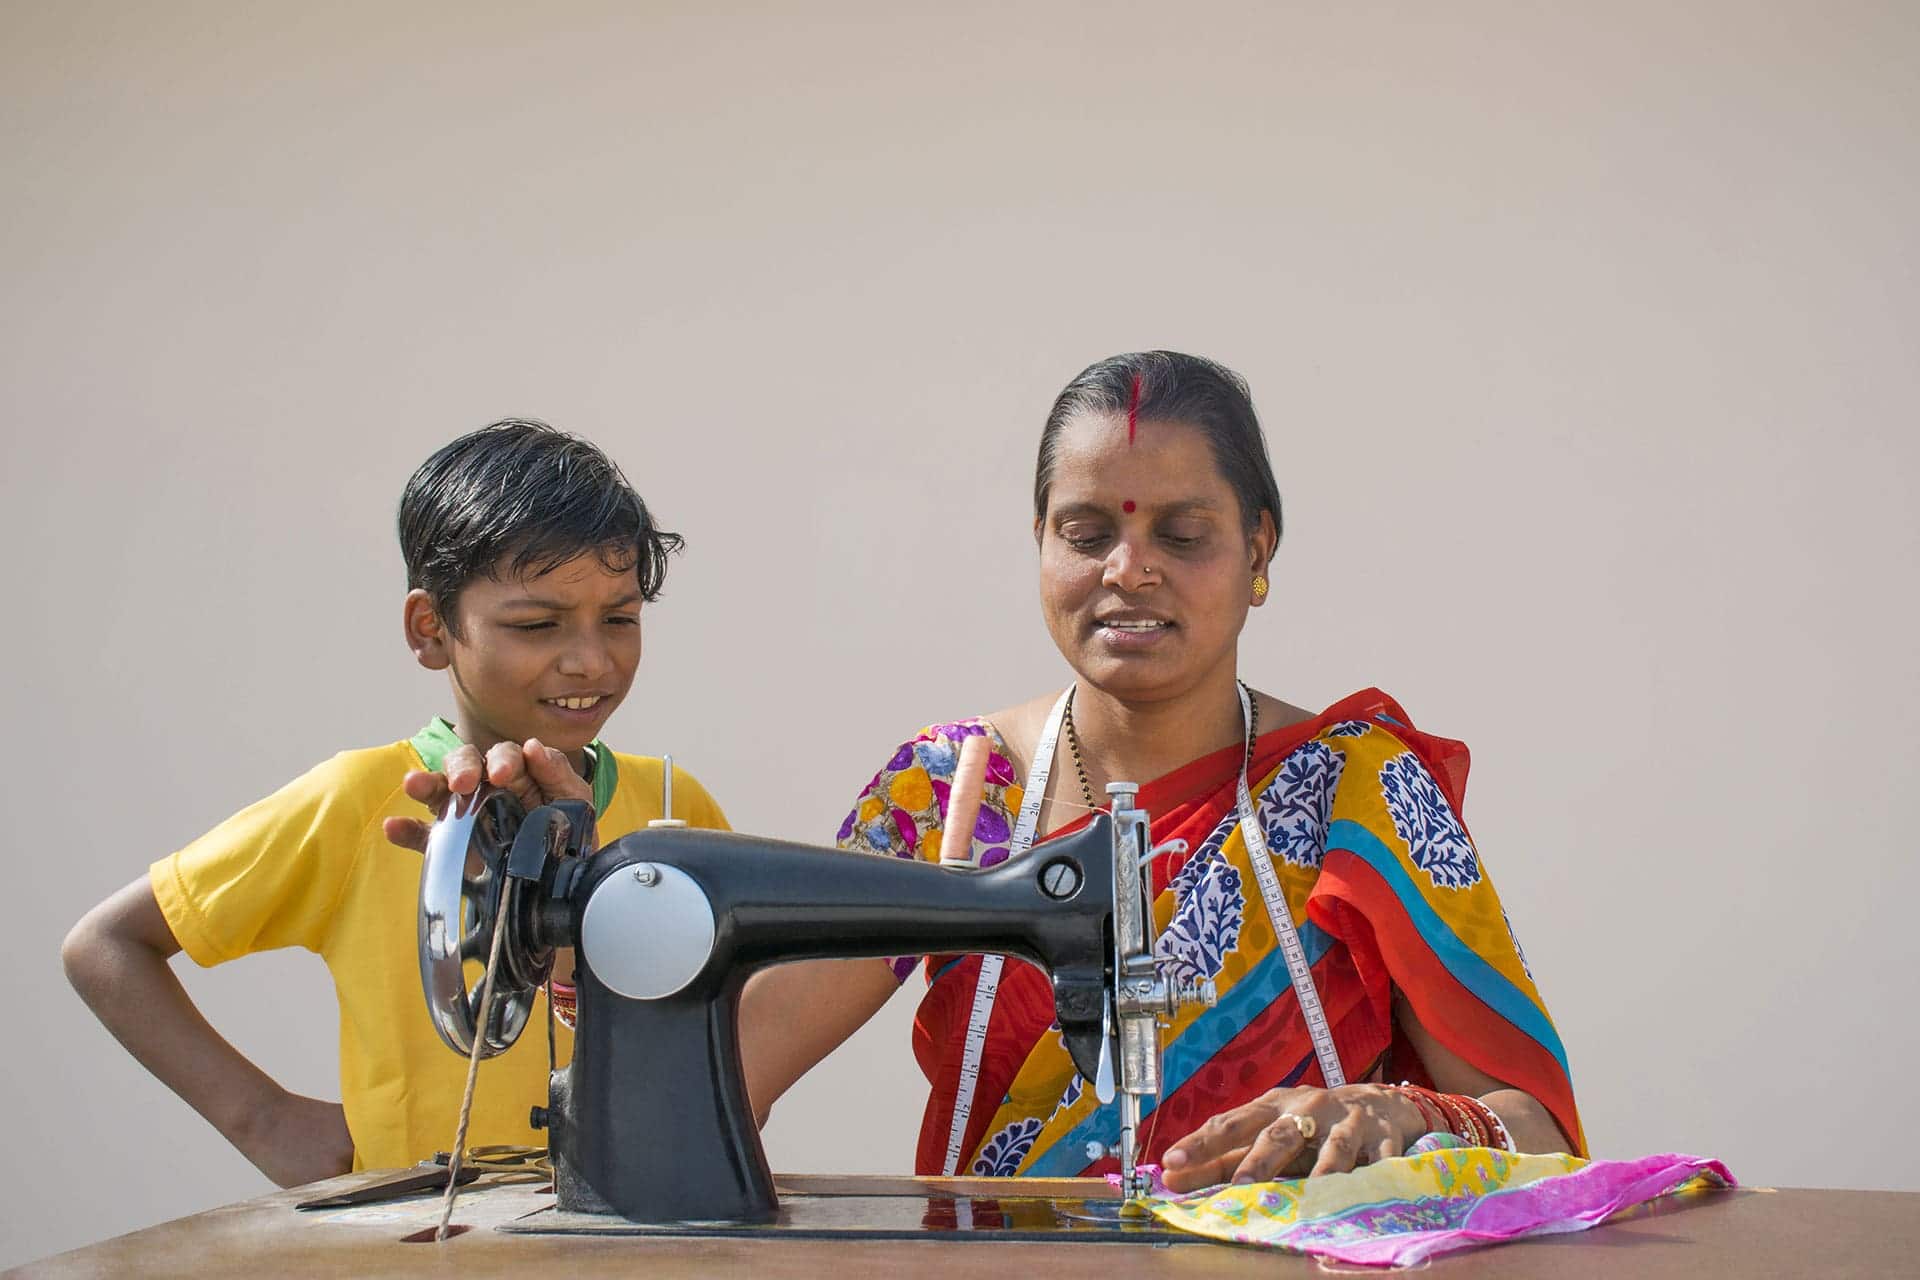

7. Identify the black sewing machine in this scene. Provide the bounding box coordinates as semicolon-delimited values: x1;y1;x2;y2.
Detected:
417;776;1212;1226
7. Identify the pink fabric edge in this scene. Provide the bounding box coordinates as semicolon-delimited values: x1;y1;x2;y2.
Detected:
1305;1153;1738;1267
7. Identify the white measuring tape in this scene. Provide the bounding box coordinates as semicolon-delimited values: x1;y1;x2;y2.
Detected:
1234;682;1345;1089
940;689;1068;1175
940;682;1344;1174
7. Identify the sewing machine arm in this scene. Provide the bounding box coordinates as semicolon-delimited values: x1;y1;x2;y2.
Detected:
525;814;1120;1223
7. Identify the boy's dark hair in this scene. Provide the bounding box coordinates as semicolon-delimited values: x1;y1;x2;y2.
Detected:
398;419;683;631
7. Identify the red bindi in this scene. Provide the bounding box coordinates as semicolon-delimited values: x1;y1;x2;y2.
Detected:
1122;500;1136;514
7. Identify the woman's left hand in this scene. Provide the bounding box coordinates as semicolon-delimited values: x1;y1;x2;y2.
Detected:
1158;1084;1430;1192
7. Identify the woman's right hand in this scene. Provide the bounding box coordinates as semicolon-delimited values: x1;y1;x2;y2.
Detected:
1159;1083;1430;1192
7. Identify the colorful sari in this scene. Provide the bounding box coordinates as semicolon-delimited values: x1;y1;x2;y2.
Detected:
835;688;1583;1178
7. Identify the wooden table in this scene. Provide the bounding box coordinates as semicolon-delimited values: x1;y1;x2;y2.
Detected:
13;1172;1918;1277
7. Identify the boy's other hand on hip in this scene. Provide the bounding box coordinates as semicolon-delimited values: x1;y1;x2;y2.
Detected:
242;1089;353;1189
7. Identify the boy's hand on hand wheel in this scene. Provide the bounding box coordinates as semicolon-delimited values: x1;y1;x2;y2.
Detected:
382;738;590;852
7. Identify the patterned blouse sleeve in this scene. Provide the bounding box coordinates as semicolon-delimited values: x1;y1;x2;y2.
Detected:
835;720;1026;981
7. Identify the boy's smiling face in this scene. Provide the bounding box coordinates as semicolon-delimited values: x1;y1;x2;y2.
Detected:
406;550;643;767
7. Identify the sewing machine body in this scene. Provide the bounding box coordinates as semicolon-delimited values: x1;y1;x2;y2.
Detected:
419;784;1207;1226
546;819;1115;1223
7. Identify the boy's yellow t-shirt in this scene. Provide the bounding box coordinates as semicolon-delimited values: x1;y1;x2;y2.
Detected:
149;718;730;1172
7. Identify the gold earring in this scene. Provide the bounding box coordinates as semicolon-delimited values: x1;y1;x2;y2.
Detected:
1252;574;1269;600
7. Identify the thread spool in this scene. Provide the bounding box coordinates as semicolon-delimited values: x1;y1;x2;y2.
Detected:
940;735;990;866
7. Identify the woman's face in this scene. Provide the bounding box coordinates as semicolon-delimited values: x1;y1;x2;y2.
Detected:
1037;413;1274;706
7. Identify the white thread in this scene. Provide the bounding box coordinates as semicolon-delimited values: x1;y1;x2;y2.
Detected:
434;881;512;1241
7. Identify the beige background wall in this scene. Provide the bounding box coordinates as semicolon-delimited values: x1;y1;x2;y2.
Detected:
4;1;1916;1267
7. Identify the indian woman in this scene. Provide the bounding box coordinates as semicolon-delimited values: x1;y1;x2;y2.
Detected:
741;350;1582;1192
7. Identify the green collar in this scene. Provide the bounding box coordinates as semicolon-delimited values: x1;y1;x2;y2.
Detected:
409;717;618;816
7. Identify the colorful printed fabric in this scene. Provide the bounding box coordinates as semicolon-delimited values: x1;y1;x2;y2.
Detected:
1148;1149;1735;1267
836;689;1584;1178
1405;1130;1472;1156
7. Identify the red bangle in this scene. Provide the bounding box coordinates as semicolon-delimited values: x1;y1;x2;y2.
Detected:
1455;1094;1508;1149
1434;1092;1478;1145
1452;1096;1491;1147
1397;1084;1496;1147
1397;1084;1447;1131
549;979;578;1030
1392;1084;1445;1134
1460;1095;1515;1152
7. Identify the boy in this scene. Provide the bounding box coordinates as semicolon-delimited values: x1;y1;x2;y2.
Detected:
62;420;728;1187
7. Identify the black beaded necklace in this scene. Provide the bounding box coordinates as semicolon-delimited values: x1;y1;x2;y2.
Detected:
1060;680;1260;812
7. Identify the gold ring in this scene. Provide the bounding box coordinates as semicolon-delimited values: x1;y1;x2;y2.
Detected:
1293;1113;1318;1143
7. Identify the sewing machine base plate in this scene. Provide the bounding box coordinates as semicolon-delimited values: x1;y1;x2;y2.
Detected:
500;1194;1184;1242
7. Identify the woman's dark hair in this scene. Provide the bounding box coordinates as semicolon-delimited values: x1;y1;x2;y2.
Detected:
398;419;683;631
1035;351;1283;543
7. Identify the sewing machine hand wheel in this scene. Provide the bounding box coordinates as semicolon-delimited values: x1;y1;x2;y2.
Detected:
417;788;563;1058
